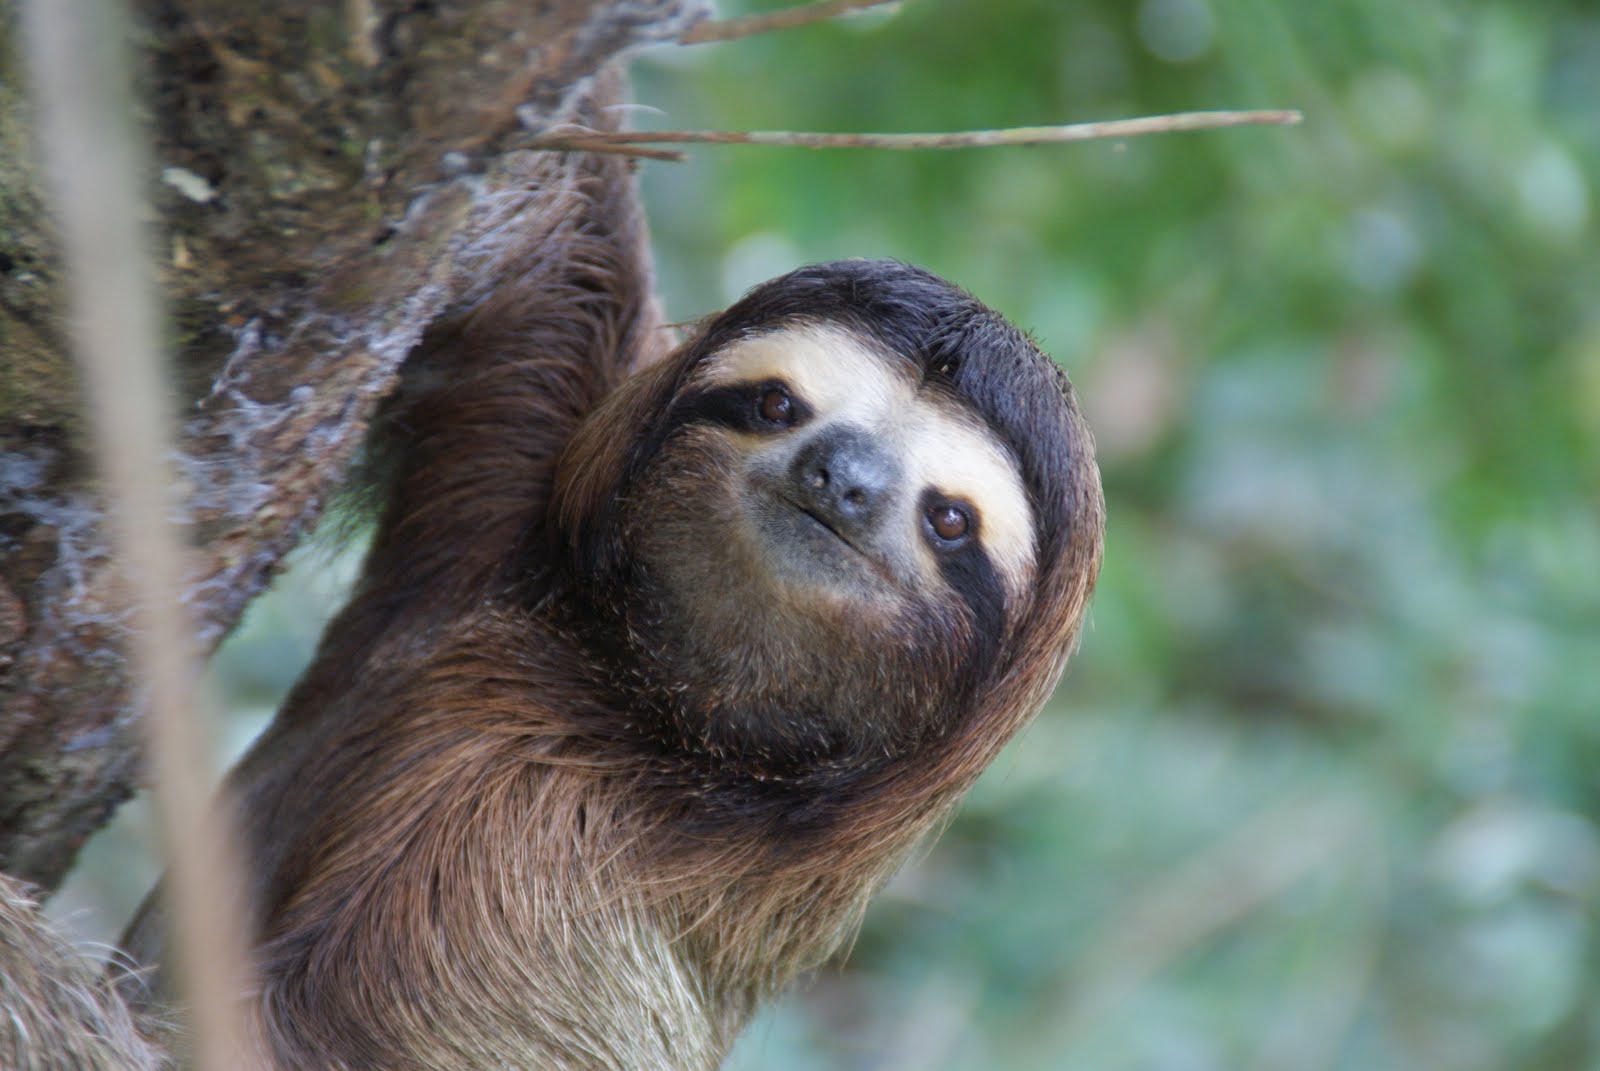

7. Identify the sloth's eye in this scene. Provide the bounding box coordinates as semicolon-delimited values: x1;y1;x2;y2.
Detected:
926;503;972;544
758;387;796;426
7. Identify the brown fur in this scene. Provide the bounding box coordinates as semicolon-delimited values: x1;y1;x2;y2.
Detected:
122;106;1103;1071
0;874;169;1070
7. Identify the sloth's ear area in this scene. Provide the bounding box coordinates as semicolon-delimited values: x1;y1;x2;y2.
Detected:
551;351;689;580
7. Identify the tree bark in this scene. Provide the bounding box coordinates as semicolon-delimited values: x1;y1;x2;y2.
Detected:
0;0;708;891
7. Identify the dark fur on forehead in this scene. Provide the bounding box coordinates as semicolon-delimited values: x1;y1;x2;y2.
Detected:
695;259;959;361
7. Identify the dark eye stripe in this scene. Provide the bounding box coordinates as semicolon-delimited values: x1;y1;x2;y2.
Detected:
917;487;1004;658
935;542;1006;667
668;381;813;435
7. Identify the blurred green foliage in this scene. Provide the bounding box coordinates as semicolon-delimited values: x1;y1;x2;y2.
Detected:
57;1;1600;1068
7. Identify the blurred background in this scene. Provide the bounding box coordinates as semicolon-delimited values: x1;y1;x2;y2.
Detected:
51;0;1600;1068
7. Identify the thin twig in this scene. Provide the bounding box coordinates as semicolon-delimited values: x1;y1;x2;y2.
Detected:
21;2;257;1068
682;0;901;45
532;109;1304;158
596;144;691;162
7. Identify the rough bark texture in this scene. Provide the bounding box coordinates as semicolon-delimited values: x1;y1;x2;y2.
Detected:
0;0;710;892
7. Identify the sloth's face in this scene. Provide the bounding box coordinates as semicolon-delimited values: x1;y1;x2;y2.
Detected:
619;324;1039;757
686;324;1035;608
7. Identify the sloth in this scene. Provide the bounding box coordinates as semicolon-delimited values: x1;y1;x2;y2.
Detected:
119;158;1104;1069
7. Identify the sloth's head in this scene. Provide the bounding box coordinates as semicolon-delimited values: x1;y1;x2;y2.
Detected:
553;260;1102;777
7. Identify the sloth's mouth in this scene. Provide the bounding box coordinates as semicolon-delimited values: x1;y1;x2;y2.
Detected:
750;482;897;588
773;490;864;556
796;505;855;550
782;498;897;584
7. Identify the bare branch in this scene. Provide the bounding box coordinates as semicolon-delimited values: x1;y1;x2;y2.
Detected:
681;0;901;44
20;1;256;1067
585;144;691;162
531;109;1305;157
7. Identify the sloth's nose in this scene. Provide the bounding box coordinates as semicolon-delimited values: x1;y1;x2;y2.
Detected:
789;427;899;542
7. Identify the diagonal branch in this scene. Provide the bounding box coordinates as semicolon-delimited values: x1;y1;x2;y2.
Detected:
531;109;1305;158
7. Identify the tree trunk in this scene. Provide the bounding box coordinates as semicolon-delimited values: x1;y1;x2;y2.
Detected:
0;0;707;892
